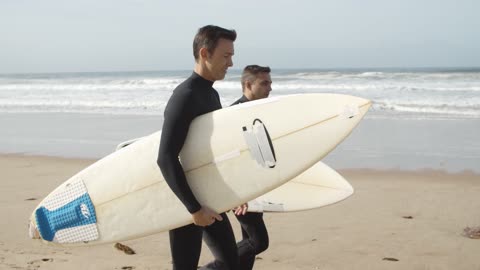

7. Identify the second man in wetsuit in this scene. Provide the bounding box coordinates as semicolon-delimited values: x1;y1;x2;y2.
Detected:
203;65;273;270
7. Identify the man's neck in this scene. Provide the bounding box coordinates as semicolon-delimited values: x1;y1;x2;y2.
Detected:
194;64;215;82
243;93;254;101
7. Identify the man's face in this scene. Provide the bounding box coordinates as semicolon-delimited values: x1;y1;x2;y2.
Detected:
248;72;272;100
205;38;234;81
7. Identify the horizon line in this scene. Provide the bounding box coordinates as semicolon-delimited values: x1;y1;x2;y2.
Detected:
2;66;480;76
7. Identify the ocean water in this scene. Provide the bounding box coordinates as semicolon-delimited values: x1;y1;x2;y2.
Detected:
1;68;479;119
1;68;479;172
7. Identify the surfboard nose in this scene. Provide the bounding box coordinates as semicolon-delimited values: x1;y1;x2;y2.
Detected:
341;177;355;196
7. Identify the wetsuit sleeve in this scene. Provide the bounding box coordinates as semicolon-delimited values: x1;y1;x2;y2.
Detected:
157;90;202;214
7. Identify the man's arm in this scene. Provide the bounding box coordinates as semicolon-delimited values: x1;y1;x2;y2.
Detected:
157;89;201;214
157;90;222;226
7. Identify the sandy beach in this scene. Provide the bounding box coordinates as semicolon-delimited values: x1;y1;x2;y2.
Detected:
1;154;479;270
2;0;479;268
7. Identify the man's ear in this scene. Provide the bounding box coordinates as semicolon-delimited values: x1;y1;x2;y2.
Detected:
199;47;209;60
245;80;252;91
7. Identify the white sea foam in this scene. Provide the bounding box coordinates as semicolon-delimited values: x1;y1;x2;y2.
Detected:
1;69;479;118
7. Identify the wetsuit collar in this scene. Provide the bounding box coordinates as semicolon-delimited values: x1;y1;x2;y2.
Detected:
238;95;251;103
191;72;214;88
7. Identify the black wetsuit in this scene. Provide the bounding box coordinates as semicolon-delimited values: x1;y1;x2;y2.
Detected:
202;95;269;270
157;72;238;270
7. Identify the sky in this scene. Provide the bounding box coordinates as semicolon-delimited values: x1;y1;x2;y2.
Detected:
1;0;479;73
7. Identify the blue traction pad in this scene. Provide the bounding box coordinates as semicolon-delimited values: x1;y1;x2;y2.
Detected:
35;179;98;243
35;192;97;242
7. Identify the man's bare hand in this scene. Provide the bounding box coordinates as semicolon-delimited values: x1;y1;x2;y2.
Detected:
192;206;223;226
233;203;248;216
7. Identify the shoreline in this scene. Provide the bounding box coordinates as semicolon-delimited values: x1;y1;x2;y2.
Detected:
2;112;479;173
3;152;479;176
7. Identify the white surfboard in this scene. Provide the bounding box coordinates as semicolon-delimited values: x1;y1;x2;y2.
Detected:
116;139;353;213
29;93;371;246
247;161;353;212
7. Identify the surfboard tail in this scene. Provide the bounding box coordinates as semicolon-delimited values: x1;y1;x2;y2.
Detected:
30;179;99;244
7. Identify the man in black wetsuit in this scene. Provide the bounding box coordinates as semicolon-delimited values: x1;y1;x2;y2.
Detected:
157;25;238;270
202;65;272;270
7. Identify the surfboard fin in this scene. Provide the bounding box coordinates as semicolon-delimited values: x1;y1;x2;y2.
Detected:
341;104;360;119
242;119;277;168
247;199;285;212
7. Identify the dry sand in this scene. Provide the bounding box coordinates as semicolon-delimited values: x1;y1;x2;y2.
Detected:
1;154;479;270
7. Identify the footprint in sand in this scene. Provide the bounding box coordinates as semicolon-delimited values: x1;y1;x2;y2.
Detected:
26;258;54;270
382;257;399;262
463;227;480;239
27;258;54;264
114;243;136;255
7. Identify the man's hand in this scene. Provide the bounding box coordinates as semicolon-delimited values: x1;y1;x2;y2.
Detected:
192;206;223;226
233;203;248;216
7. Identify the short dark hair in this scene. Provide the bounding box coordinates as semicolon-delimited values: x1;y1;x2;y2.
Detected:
193;25;237;60
241;65;271;90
